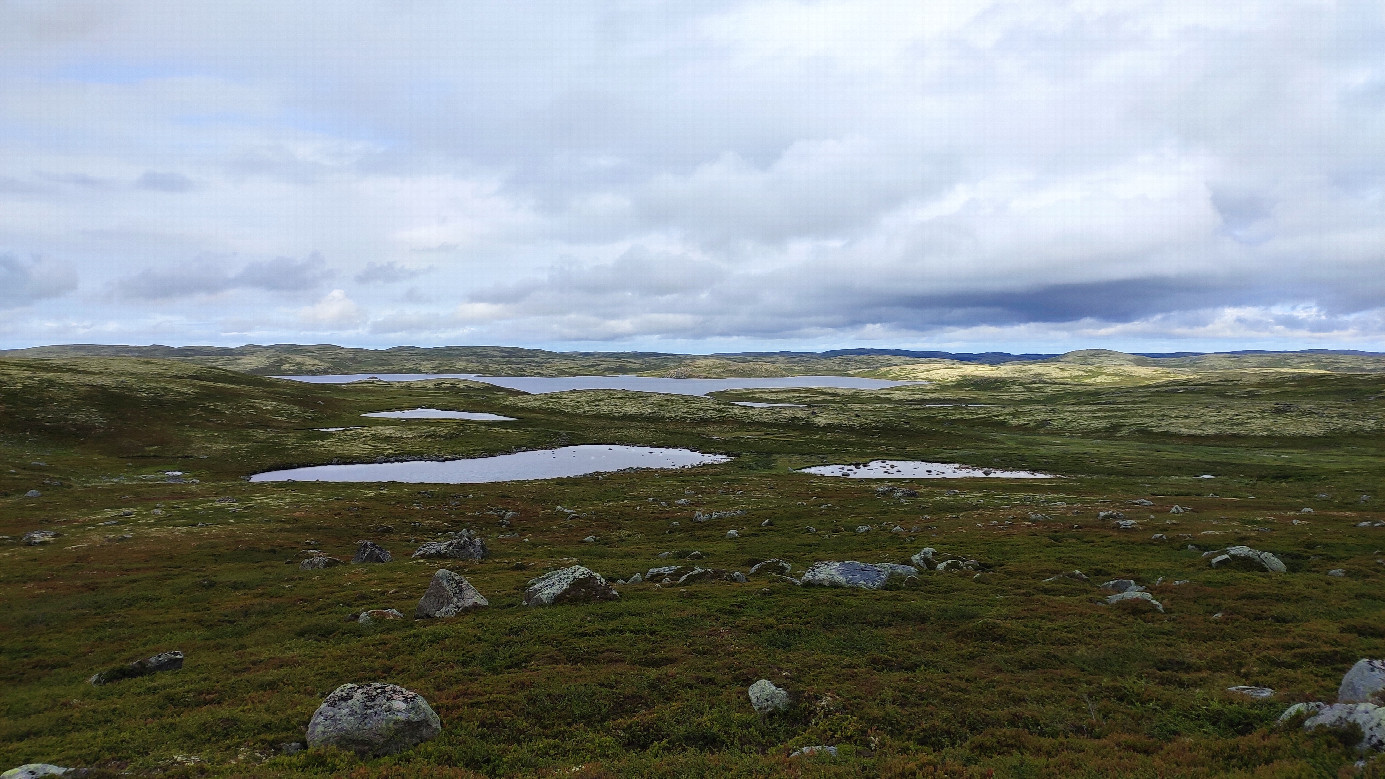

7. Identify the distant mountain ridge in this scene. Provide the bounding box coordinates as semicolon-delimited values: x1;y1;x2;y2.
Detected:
1;343;1382;376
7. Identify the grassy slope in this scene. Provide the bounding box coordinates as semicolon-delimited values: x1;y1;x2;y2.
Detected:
1;358;1383;777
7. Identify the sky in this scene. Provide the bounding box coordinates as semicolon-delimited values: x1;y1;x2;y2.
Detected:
1;0;1383;354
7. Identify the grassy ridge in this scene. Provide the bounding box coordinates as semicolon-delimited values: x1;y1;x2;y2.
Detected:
1;357;1383;776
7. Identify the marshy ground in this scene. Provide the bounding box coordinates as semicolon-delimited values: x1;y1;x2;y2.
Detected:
1;354;1383;777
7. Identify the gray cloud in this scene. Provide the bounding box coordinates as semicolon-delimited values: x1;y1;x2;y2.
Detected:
0;255;78;308
135;170;195;192
114;253;330;300
354;261;429;285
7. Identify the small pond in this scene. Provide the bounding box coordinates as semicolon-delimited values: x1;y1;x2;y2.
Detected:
277;373;916;396
798;460;1053;479
361;408;516;421
732;401;807;408
250;445;731;484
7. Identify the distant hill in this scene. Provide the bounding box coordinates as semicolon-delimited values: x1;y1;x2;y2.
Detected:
2;343;1382;376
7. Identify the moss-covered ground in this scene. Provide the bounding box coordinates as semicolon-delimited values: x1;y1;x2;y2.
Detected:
1;357;1383;777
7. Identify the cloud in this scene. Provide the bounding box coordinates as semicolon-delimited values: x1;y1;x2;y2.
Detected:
113;253;330;300
298;289;364;328
0;255;78;308
135;170;195;192
354;261;429;285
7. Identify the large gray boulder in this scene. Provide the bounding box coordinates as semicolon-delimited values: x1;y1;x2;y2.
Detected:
416;569;489;618
300;555;344;570
2;766;73;778
306;682;441;757
89;650;184;685
749;679;790;714
1339;659;1385;704
1299;703;1385;752
800;561;889;590
353;541;392;564
1208;545;1286;573
411;532;487;561
523;565;619;606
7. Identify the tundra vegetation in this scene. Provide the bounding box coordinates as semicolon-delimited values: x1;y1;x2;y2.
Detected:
1;350;1383;777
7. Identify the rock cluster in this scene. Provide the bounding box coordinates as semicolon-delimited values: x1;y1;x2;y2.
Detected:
1281;659;1385;753
306;683;441;757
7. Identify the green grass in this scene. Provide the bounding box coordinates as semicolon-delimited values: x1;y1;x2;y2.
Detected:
1;356;1383;777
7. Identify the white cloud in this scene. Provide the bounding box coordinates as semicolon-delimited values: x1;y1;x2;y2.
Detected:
297;289;364;328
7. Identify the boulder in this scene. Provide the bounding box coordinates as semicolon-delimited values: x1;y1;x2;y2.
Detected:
1298;703;1385;752
357;609;404;624
935;558;981;572
300;555;344;570
1339;659;1385;704
306;682;441;757
416;570;489;618
646;564;689;582
674;568;747;585
1208;545;1286;573
1100;579;1144;594
1169;505;1190;514
749;559;791;576
748;679;790;713
1328;569;1347;577
725;530;739;539
876;563;920;578
1227;686;1275;699
1104;591;1163;612
22;531;57;546
800;561;889;590
23;490;41;498
1097;510;1125;520
523;565;619;606
2;766;73;778
1114;519;1140;530
353;541;392;564
790;745;838;758
89;650;184;685
411;533;487;561
910;548;937;570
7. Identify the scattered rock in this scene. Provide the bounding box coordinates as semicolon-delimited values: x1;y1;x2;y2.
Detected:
1151;533;1167;541
352;541;392;564
306;682;441;757
686;551;704;560
855;525;871;533
875;486;917;499
646;565;688;581
790;745;839;757
749;559;792;576
1100;579;1145;594
22;530;57;546
1129;499;1154;506
725;530;739;539
626;573;643;584
416;569;489;618
278;742;305;755
1339;659;1385;704
1044;570;1089;583
760;519;773;527
801;561;889;590
1098;510;1125;520
675;567;741;585
693;510;744;522
1299;703;1385;752
1228;686;1275;699
23;490;41;498
89;650;184;685
1328;569;1347;577
876;563;920;579
410;533;487;561
581;535;598;543
1169;505;1190;514
1208;545;1287;573
300;555;344;570
748;679;790;714
1104;591;1163;612
2;766;74;778
1114;519;1140;530
1299;507;1314;514
357;609;404;624
910;548;938;569
523;565;619;606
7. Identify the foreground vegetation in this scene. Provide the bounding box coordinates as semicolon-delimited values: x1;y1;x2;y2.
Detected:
2;354;1383;777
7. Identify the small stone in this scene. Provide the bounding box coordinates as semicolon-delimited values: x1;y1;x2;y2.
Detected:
725;530;739;539
90;650;184;685
1328;569;1347;577
1300;507;1314;514
1104;590;1163;612
855;525;871;533
1151;533;1167;541
300;555;344;570
748;679;790;713
1228;685;1275;699
1170;505;1190;514
357;609;404;624
686;551;704;560
789;745;838;758
760;519;773;527
306;682;441;757
582;535;597;543
22;530;58;546
23;490;41;498
1100;579;1145;594
352;541;392;564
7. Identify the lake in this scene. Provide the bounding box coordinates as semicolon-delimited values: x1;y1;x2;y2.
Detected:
798;460;1053;479
360;408;517;421
276;373;915;396
249;445;731;484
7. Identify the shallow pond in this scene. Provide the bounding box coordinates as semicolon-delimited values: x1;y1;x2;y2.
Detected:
731;401;807;408
250;445;731;484
278;373;915;396
798;460;1053;479
361;408;516;421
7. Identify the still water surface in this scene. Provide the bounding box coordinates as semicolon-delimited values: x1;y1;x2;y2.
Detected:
799;460;1053;479
250;445;730;484
361;408;516;421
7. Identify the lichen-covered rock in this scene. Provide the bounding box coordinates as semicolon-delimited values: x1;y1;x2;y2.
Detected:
1209;545;1286;573
749;559;791;576
876;563;920;578
523;565;619;606
2;765;73;778
1228;686;1275;699
89;650;184;685
353;541;392;564
1339;659;1385;704
1100;579;1144;593
910;548;937;570
646;564;689;582
357;609;404;624
1104;591;1163;612
416;569;489;618
411;533;487;561
800;561;889;590
22;531;57;546
306;682;441;757
749;679;790;713
1300;703;1385;752
300;555;344;570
